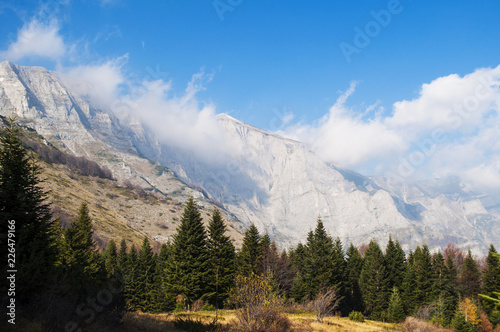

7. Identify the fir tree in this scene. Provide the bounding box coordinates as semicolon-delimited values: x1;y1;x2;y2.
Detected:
238;224;262;276
385;236;406;290
481;244;500;323
459;249;481;299
290;242;307;301
302;218;336;300
332;237;348;314
118;238;128;272
206;208;236;308
164;196;210;306
64;202;102;290
387;287;406;323
0;119;56;300
124;245;139;308
104;239;118;277
413;245;433;309
359;239;389;320
402;250;417;314
432;251;457;324
133;237;156;311
346;243;364;313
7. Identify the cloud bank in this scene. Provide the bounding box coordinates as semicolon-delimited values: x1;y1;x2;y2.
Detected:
280;67;500;192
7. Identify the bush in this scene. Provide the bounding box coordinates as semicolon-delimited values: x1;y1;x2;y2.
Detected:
192;299;204;312
174;301;185;313
173;316;222;332
229;274;292;332
349;311;365;322
202;303;216;311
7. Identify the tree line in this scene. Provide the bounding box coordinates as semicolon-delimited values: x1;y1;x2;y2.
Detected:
1;119;499;331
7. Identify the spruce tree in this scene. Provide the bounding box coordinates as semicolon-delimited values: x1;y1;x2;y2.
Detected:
402;250;417;314
133;237;156;311
206;208;236;308
413;245;433;309
164;196;210;306
346;243;364;313
332;237;348;314
432;251;457;324
64;202;102;291
302;218;336;300
459;249;481;299
359;239;389;320
124;245;139;308
104;239;118;277
385;236;406;290
238;224;262;276
290;242;308;301
118;238;128;272
0;119;56;300
387;287;406;323
481;244;500;323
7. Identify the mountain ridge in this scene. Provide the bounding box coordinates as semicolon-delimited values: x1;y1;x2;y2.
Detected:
0;61;498;253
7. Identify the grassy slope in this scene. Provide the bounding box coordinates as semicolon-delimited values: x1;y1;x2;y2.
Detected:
116;310;399;332
0;118;243;249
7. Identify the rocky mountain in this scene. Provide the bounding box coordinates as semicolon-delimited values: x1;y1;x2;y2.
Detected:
0;61;498;254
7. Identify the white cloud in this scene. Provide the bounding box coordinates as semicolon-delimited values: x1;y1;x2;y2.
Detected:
57;56;127;109
280;66;500;192
0;19;66;61
280;82;406;168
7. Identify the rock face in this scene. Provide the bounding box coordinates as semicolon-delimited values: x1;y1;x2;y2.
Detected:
0;61;498;253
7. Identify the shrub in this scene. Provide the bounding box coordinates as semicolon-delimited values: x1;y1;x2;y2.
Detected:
229;274;292;332
401;317;454;332
349;311;365;322
173;316;222;332
309;287;340;323
174;301;185;313
202;303;216;311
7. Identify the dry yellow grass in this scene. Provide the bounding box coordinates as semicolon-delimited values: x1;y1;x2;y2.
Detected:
118;310;398;332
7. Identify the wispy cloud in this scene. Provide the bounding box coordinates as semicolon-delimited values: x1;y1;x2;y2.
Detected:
280;67;500;192
0;19;66;61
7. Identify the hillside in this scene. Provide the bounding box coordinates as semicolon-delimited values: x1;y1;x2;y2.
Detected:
0;117;243;249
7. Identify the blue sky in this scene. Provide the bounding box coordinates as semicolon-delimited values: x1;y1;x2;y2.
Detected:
1;1;500;191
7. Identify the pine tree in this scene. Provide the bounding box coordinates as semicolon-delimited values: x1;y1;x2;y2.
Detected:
387;287;406;323
104;239;118;277
164;196;210;306
290;242;307;301
402;250;417;314
238;224;262;276
64;202;102;291
133;237;156;311
0;119;56;300
413;245;433;309
459;249;481;299
346;243;364;313
124;245;139;308
332;237;348;314
385;236;406;291
359;239;389;320
118;238;128;272
151;242;173;312
481;244;500;324
302;218;336;300
206;208;236;308
432;251;457;324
